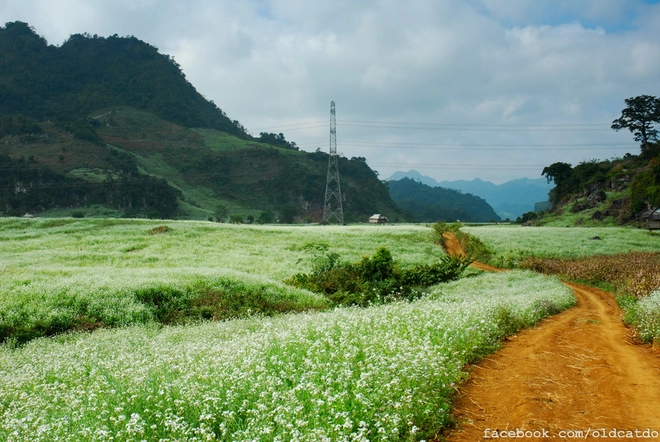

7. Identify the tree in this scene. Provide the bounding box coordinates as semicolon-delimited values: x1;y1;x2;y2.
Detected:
542;162;573;186
611;95;660;155
542;162;574;205
257;132;298;150
215;204;229;222
279;204;298;224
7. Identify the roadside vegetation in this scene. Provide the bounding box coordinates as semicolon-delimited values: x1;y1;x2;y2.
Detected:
284;243;473;306
432;222;493;262
462;225;659;267
461;224;660;343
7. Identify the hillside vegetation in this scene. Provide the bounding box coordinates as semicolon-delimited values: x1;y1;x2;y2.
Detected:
0;22;405;222
534;148;659;227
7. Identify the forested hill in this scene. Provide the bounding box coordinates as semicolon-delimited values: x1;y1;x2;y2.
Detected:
538;145;660;226
0;21;247;138
0;22;406;222
388;178;501;222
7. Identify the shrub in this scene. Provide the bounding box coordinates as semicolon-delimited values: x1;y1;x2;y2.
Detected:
285;246;473;306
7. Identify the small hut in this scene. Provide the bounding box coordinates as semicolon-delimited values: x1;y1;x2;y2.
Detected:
369;214;388;224
647;208;660;233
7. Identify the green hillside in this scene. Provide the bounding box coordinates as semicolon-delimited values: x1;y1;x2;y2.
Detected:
0;106;404;222
0;22;405;222
536;145;660;227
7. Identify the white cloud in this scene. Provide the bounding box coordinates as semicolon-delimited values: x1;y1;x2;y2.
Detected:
1;0;658;183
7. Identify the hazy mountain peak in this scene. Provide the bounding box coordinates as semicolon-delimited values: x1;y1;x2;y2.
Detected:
387;170;552;219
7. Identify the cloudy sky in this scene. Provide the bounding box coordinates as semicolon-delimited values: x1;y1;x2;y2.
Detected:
2;0;659;183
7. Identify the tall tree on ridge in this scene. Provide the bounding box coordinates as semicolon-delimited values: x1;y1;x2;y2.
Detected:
611;95;660;157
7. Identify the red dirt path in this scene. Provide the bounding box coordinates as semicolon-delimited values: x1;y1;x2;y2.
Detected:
438;233;660;441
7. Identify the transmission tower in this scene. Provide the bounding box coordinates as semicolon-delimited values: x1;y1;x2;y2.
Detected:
322;101;344;224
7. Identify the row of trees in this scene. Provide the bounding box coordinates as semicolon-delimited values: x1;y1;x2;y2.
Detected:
256;132;298;150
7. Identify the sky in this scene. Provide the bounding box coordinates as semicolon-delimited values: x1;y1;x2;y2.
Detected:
2;0;660;184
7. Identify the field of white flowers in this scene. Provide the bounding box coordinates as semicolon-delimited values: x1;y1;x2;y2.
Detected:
0;219;440;343
0;219;583;440
463;225;660;265
0;268;574;441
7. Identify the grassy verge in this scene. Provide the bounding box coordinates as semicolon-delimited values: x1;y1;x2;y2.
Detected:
519;252;660;343
432;222;493;262
462;224;660;267
461;224;660;343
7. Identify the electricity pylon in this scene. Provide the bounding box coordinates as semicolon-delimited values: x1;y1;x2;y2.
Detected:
322;101;344;224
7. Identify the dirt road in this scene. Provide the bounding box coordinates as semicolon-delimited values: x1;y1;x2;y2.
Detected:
440;233;660;441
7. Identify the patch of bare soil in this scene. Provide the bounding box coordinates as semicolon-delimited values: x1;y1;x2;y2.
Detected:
439;233;660;441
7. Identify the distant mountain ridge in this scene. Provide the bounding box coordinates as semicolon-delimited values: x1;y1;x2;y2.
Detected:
387;170;552;219
387;177;500;223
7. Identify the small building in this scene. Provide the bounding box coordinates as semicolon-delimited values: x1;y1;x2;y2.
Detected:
647;208;660;233
369;214;388;224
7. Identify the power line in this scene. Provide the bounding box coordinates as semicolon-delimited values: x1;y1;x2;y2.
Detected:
337;120;608;132
294;140;636;152
325;142;633;151
253;119;613;133
368;162;552;170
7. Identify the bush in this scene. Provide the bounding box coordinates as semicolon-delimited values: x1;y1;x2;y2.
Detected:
285;246;473;306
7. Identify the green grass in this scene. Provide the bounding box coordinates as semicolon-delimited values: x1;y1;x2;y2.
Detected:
623;290;660;343
463;224;660;267
463;224;660;343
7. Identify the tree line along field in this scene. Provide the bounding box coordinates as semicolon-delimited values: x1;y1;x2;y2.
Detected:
0;219;657;440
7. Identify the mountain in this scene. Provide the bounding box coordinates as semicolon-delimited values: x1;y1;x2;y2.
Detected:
0;22;406;222
387;170;552;220
437;177;553;220
387;178;501;222
388;170;440;187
